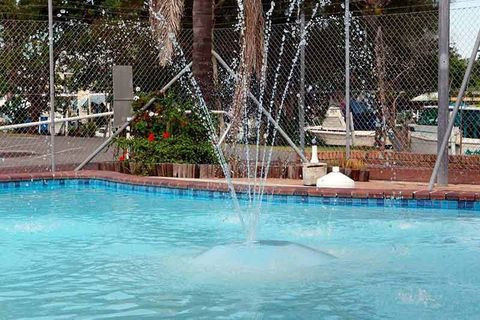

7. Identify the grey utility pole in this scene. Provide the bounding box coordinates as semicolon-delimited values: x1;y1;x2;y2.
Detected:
437;0;450;185
345;0;351;159
48;0;56;172
429;29;480;191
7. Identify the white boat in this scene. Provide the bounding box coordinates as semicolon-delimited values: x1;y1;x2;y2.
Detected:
409;124;461;155
305;106;385;147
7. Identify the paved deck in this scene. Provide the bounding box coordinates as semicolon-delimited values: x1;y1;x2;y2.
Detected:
0;170;479;201
0;134;114;170
220;177;480;192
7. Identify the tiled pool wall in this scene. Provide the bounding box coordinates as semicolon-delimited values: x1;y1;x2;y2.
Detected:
2;177;480;212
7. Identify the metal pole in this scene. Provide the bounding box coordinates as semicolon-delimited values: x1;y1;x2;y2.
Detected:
299;10;306;152
428;28;480;191
75;62;193;171
75;98;157;171
257;98;309;163
48;0;55;172
163;62;192;91
344;0;351;159
437;0;450;185
212;50;309;163
217;122;233;147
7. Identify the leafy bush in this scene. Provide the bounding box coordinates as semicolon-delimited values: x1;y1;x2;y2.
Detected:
68;121;97;137
114;91;217;169
0;95;30;127
82;122;97;137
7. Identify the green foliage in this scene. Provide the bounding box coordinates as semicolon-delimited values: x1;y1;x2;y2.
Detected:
115;92;217;170
82;122;98;137
116;135;216;165
0;96;29;125
130;92;210;142
450;47;480;92
67;121;97;137
2;0;146;21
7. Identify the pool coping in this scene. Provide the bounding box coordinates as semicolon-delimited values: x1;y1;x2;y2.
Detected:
0;170;479;203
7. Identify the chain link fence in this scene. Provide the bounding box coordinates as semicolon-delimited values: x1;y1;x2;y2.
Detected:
1;6;480;180
0;19;186;173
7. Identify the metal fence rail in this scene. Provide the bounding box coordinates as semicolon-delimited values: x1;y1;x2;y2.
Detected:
1;5;480;181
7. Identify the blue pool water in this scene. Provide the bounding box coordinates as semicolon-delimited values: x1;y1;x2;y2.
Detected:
1;180;480;319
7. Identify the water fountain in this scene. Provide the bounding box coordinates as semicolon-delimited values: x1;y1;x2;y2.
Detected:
150;0;336;271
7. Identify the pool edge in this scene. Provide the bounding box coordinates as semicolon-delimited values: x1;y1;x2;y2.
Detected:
0;170;478;204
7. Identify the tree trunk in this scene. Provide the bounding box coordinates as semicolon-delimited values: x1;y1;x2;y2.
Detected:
192;0;214;107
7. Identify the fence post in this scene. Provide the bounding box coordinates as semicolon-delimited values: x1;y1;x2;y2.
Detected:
428;28;480;191
299;10;306;152
48;0;55;172
344;0;351;159
437;0;450;185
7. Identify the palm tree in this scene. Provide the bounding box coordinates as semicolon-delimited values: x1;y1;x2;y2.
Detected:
150;0;263;109
192;0;214;106
150;0;214;106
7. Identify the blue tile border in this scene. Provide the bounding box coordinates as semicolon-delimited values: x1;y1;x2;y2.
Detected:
0;178;479;212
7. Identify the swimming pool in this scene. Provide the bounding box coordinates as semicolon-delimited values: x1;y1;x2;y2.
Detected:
1;179;480;319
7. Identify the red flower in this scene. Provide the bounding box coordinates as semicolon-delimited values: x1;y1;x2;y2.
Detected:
119;154;125;161
162;131;171;139
148;133;155;142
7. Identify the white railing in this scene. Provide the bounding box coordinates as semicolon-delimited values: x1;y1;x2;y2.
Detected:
0;112;113;131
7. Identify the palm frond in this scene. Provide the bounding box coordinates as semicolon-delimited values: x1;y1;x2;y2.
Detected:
230;0;265;136
150;0;185;66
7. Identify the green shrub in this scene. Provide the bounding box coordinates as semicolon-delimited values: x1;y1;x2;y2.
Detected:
68;121;97;137
114;91;217;170
81;122;97;137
